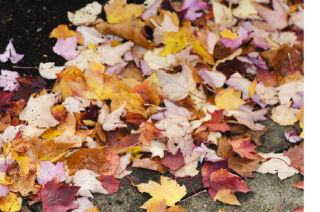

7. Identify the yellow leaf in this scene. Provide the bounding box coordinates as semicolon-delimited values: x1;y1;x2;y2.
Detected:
85;62;123;100
214;189;241;205
215;88;245;110
249;80;257;97
104;0;145;24
0;192;22;212
111;91;146;117
49;24;84;45
0;172;12;185
11;152;36;177
160;26;193;57
41;127;63;139
126;146;145;162
193;39;214;64
137;176;187;209
220;29;238;40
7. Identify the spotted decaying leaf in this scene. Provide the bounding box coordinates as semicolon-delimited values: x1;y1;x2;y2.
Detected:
0;0;304;211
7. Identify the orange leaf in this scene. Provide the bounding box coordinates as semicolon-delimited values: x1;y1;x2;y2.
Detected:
50;24;84;45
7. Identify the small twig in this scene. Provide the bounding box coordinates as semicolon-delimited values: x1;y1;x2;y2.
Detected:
288;53;295;74
12;65;38;69
275;199;284;212
179;189;207;202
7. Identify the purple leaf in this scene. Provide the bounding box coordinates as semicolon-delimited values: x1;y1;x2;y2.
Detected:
182;0;208;21
37;161;66;185
0;39;24;64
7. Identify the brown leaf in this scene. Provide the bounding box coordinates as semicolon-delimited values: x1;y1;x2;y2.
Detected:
132;158;167;173
96;18;154;49
31;139;73;162
106;133;141;154
217;136;233;159
228;155;260;178
284;142;304;175
9;172;38;196
66;148;120;175
0;111;11;132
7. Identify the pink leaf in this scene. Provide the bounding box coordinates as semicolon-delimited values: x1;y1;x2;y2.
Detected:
0;69;20;92
182;0;208;21
53;37;79;60
220;26;250;50
0;39;24;64
37;161;66;185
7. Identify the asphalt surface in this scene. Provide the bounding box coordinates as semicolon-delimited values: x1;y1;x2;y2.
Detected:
0;0;303;211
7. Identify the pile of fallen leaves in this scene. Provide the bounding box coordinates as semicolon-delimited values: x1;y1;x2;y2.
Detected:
0;0;304;211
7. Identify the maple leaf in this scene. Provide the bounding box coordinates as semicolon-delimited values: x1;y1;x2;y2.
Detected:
160;150;185;171
136;176;187;209
38;180;80;212
66;148;120;176
229;138;258;160
38;62;65;80
207;168;251;205
141;140;167;158
96;41;133;66
138;122;162;146
253;0;288;31
49;24;84;45
271;103;299;126
98;103;127;132
96;18;153;49
257;152;299;180
53;37;79;60
155;63;196;101
8;172;38;196
0;69;20;92
215;88;245;110
100;175;119;194
0;39;24;64
197;70;226;89
72;169;107;198
0;192;22;212
104;0;145;24
181;0;208;21
228;155;260;178
284;142;304;175
68;2;102;26
11;151;36;177
160;26;193;56
37;161;66;185
205;110;230;133
19;93;60;128
132;158;167;173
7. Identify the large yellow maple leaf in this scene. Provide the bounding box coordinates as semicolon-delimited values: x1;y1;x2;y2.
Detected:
160;26;193;57
215;88;245;110
136;176;187;209
104;0;145;24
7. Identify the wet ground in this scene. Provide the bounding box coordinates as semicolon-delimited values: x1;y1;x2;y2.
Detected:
0;0;303;211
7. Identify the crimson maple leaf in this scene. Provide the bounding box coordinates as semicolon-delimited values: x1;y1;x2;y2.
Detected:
160;150;185;171
100;175;119;194
205;110;230;133
38;179;80;212
229;139;257;160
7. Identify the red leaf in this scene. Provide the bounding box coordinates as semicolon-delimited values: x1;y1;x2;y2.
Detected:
38;180;80;212
100;175;119;194
205;110;230;133
293;206;304;212
201;161;228;187
125;113;146;126
208;168;251;199
229;139;257;160
160;150;185;171
0;91;14;107
138;122;162;146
